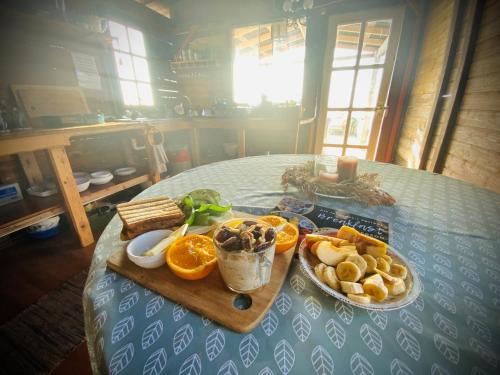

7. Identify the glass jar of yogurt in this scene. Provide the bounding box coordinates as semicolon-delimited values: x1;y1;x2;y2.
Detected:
213;218;276;293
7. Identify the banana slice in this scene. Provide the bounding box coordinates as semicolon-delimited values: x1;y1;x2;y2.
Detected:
366;245;387;257
362;254;377;274
339;240;355;246
323;266;340;290
336;261;362;282
316;242;356;266
377;257;391;272
314;263;327;283
347;293;371;304
362;274;388;301
340;281;364;294
374;268;398;284
339;245;357;251
337;226;359;242
346;254;368;276
386;277;406;295
379;254;393;265
390;264;408;280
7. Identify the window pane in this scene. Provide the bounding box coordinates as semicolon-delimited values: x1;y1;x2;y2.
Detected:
128;27;146;57
137;82;154;106
322;147;343;157
109;21;129;52
133;56;151;82
332;23;361;68
360;20;392;65
345;148;367;159
352;68;383;107
114;52;135;80
324;111;348;144
328;70;355;108
347;111;375;145
120;80;139;106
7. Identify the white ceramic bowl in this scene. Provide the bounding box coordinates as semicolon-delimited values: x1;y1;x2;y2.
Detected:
126;229;172;269
90;170;113;185
73;172;90;179
28;216;60;232
115;167;136;176
75;176;91;192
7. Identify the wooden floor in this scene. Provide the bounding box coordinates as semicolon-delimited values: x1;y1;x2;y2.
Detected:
0;222;96;374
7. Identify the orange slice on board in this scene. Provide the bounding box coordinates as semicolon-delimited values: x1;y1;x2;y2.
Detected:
166;234;217;280
260;216;299;253
259;215;287;227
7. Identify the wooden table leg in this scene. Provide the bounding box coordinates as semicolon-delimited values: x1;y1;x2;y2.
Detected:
238;129;246;158
18;152;44;186
190;128;200;166
48;146;94;247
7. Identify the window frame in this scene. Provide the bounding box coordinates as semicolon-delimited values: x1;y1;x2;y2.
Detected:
109;20;154;107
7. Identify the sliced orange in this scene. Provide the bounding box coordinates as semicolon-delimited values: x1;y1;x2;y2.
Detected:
260;215;287;227
275;222;299;253
166;234;217;280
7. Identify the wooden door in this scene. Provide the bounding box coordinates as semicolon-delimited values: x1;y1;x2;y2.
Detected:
315;7;404;160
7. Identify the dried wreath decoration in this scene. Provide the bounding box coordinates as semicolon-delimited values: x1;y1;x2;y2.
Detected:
281;161;396;206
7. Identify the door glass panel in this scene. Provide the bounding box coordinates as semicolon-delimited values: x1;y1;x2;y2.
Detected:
360;20;392;65
332;23;361;68
137;83;154;106
325;111;349;144
120;81;139;106
128;27;146;57
322;146;343;157
133;56;151;82
328;70;355;108
109;21;130;52
345;148;367;159
347;111;375;145
353;68;383;107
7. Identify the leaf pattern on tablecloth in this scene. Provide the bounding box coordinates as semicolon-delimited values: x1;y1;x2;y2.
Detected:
94;289;114;309
433;293;456;314
261;310;278;337
178;353;201;375
173;324;193;355
201;316;212;327
469;338;498;367
396;328;420;361
109;343;134;375
292;313;311;343
325;318;346;349
145;296;164;318
368;311;387;330
390;358;413;375
217;360;238;375
430;363;450;375
173;304;188;322
464;296;487;318
141;320;163;350
206;329;225;362
239;334;259;368
304;296;322;319
400;310;423;334
119;292;139;313
274;339;295;375
434;334;459;364
94;310;107;333
433;312;457;339
466;315;491;342
311;345;334;375
111;316;134;344
335;301;353;325
143;348;167;375
350;352;374;375
120;279;135;293
258;367;274;375
360;323;382;355
290;274;305;295
433;279;455;297
97;272;116;290
275;292;292;315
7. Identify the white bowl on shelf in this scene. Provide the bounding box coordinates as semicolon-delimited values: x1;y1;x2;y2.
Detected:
73;172;90;179
75;176;91;192
90;170;113;185
126;229;172;269
114;167;136;177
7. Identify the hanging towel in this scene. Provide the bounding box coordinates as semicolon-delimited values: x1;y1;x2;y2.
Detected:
151;143;169;174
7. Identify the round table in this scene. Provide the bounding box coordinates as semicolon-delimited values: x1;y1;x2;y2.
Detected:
83;155;500;375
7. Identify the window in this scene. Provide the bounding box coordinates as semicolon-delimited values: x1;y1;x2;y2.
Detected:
232;21;306;106
109;21;154;106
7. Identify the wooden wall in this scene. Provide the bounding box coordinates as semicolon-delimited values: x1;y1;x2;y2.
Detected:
395;0;500;193
394;0;455;168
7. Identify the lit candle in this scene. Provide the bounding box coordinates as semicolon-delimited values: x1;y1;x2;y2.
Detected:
337;156;358;181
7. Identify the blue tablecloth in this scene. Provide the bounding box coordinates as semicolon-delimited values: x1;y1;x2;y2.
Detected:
83;155;500;375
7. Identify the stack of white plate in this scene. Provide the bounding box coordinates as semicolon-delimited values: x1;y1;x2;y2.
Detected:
90;170;113;185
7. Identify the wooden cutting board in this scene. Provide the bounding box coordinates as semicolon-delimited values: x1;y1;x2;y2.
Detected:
106;217;295;333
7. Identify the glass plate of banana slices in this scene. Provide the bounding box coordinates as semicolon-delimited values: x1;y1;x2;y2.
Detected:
298;228;422;311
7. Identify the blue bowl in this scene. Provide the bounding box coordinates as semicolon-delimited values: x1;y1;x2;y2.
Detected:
27;225;60;239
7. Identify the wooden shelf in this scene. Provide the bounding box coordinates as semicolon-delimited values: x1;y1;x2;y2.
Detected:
80;173;150;205
0;173;149;238
0;194;64;237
